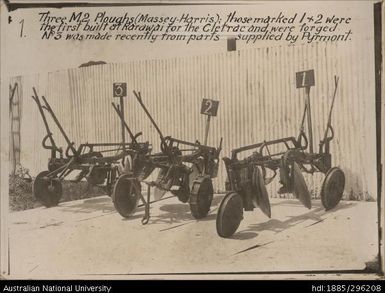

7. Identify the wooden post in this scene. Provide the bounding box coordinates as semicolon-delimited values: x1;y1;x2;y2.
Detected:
306;86;313;153
204;115;211;146
120;96;125;151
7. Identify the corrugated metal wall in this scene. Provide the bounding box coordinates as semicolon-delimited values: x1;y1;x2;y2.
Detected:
13;41;377;200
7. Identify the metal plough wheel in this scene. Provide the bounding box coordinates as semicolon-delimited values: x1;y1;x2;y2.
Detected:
216;192;243;238
189;176;213;219
33;171;62;207
321;167;345;211
112;174;141;218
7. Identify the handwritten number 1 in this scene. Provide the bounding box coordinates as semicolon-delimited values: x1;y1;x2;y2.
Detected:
19;19;24;37
301;72;307;87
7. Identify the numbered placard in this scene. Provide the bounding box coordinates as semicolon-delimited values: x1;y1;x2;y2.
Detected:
296;70;315;88
201;99;219;117
113;82;127;97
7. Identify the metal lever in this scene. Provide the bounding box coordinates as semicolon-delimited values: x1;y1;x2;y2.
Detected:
141;183;151;225
133;90;166;142
319;75;339;154
111;102;138;146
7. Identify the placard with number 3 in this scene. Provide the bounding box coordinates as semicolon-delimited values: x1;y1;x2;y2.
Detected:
113;82;127;97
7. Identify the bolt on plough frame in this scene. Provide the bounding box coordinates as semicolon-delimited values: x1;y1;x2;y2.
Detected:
216;70;345;238
31;87;152;207
112;91;223;223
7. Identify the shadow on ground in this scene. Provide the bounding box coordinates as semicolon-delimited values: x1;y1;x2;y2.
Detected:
137;194;223;229
233;200;357;240
57;196;115;214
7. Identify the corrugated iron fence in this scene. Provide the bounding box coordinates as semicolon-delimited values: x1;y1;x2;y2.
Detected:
10;41;377;200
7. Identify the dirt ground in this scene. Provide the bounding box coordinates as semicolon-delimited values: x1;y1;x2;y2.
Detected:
7;192;379;279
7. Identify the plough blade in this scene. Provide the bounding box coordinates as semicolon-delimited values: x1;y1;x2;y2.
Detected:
252;167;271;218
292;162;312;209
154;187;167;201
154;168;173;201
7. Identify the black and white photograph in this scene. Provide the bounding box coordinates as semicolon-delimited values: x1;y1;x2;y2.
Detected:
0;0;383;280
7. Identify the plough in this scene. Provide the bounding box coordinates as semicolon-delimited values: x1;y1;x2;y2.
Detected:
31;87;151;207
216;71;345;238
112;91;222;222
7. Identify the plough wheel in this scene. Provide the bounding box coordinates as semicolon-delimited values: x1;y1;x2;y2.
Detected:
112;174;141;218
33;171;62;207
321;167;345;211
216;192;243;238
189;176;213;219
292;162;312;209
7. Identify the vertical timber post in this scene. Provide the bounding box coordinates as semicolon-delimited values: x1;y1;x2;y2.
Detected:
120;96;125;152
373;0;383;275
296;69;315;154
113;82;127;153
204;115;211;146
306;86;313;154
200;98;219;146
